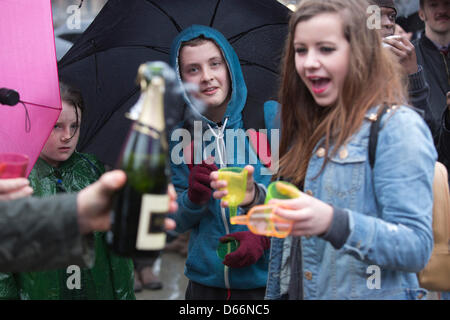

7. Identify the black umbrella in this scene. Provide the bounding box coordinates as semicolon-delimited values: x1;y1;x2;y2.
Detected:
58;0;291;167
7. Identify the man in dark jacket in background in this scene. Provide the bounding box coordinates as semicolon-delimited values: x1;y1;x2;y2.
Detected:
374;0;437;135
414;0;450;179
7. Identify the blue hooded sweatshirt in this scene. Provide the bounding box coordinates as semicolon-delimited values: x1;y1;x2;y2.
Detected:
168;25;275;290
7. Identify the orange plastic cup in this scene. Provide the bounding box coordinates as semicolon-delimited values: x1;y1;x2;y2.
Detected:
230;204;293;238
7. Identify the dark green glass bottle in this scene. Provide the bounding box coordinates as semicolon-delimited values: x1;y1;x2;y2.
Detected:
108;62;170;258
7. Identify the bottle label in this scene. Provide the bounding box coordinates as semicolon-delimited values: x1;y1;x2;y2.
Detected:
136;194;169;250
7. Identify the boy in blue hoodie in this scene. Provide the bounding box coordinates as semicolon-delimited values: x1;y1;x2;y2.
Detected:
169;25;277;300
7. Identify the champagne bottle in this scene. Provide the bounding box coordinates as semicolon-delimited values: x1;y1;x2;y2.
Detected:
108;62;170;258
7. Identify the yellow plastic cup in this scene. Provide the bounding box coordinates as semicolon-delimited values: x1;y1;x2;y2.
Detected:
218;167;248;220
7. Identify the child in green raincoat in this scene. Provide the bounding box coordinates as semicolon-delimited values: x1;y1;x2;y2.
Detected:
0;82;135;300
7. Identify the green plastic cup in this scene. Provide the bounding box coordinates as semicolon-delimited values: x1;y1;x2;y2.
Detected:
265;181;301;204
216;240;239;261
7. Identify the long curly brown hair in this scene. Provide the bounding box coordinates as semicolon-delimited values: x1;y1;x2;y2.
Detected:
276;0;408;184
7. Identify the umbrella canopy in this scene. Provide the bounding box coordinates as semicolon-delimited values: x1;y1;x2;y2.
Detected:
54;20;92;61
0;0;61;177
58;0;290;167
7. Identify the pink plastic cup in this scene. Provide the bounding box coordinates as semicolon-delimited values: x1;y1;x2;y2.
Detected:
0;153;29;178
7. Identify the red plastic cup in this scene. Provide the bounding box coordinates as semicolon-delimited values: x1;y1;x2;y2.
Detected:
0;153;29;178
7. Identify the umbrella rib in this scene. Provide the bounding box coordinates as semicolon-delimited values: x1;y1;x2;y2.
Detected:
227;23;287;43
20;101;61;111
144;0;183;32
239;59;278;75
89;45;169;55
93;42;100;93
209;0;222;27
59;45;170;68
141;46;170;55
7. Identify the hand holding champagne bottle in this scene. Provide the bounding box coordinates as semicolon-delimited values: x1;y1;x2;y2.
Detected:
108;62;175;258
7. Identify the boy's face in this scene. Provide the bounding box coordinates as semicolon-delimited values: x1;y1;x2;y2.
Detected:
180;41;231;117
419;0;450;35
40;101;81;167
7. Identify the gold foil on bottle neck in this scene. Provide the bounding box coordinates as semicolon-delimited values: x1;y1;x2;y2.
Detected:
137;75;166;133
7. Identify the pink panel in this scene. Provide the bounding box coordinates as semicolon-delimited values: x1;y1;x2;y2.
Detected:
0;0;61;109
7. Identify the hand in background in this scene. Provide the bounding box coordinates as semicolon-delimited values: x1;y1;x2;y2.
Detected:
383;35;418;75
394;24;412;41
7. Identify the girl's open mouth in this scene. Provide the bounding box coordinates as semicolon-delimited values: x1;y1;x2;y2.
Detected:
309;77;331;94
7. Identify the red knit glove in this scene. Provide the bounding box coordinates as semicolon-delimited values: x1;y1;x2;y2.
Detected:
219;231;271;268
188;161;218;204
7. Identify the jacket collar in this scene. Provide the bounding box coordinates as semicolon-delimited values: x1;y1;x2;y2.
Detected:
421;34;450;52
33;152;80;179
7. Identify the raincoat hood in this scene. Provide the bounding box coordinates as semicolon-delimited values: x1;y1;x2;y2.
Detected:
170;24;247;128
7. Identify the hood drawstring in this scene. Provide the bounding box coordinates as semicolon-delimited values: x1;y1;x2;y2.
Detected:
206;117;229;168
206;117;232;291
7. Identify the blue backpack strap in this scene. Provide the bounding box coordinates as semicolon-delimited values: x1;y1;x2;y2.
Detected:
264;100;280;142
368;104;389;169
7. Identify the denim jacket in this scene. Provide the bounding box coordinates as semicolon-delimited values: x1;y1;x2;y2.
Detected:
265;105;437;300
